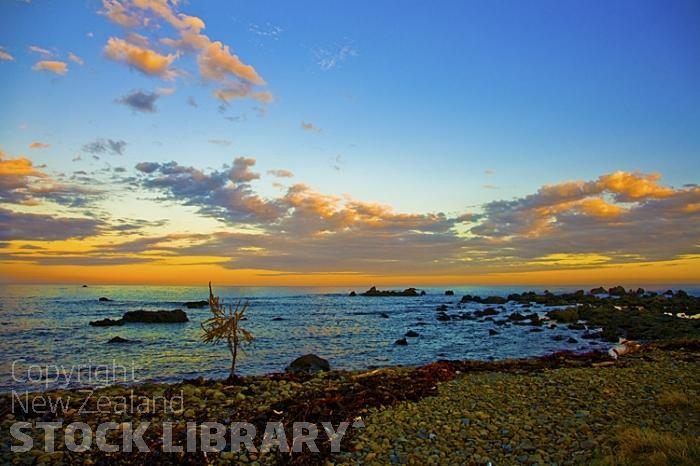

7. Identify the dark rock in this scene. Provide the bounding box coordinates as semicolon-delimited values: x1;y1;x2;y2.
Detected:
349;291;357;297
379;312;390;318
474;307;499;318
567;323;586;331
663;289;674;296
489;329;499;336
285;354;331;373
89;318;123;327
82;285;88;288
436;304;449;312
551;335;565;341
360;286;421;297
608;285;626;296
108;336;131;344
590;287;606;295
405;330;420;337
444;290;455;296
529;327;543;332
567;337;578;344
508;312;527;321
582;330;601;339
635;288;645;295
271;317;284;321
420;290;426;296
547;307;580;323
184;300;209;309
99;297;112;302
483;296;507;305
122;309;189;323
437;312;450;321
394;338;408;346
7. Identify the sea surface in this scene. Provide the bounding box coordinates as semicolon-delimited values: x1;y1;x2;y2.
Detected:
1;284;697;393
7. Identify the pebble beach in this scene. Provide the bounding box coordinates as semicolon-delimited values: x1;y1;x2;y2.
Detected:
2;341;698;466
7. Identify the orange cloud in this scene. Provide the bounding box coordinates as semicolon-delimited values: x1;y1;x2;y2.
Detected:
29;142;50;150
0;153;44;177
0;47;14;61
68;52;84;65
101;0;142;27
101;0;270;102
577;198;623;217
198;40;265;85
32;60;68;75
596;171;674;201
104;37;176;79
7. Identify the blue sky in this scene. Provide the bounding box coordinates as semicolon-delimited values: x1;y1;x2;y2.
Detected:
0;0;698;285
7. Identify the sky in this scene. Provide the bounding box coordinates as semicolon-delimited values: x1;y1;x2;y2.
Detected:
0;0;699;287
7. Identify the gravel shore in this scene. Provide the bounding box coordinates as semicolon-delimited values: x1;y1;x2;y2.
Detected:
1;342;698;465
339;343;700;466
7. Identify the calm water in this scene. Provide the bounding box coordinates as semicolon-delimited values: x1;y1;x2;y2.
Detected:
1;284;696;392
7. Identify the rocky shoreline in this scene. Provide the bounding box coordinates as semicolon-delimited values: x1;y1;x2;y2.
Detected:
2;287;699;465
1;340;698;465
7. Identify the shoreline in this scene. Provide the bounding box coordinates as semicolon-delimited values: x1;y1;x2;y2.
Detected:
2;340;699;465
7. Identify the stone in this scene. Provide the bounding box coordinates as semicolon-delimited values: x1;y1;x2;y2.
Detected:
360;286;421;297
349;291;357;297
405;330;420;337
121;309;189;323
285;354;331;373
271;317;284;321
379;312;390;318
89;318;123;327
183;300;209;309
489;329;499;336
98;297;112;302
444;290;455;296
108;336;131;344
394;338;408;346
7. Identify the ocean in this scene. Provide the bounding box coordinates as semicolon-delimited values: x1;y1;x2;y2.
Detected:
1;284;696;393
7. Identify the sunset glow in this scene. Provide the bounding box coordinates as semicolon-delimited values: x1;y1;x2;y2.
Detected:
1;0;698;286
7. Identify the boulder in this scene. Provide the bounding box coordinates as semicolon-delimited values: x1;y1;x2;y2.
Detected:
98;297;112;302
285;354;331;373
271;317;284;321
590;287;606;295
608;285;626;296
489;329;499;336
379;312;390;318
108;336;132;344
360;286;421;297
394;338;408;346
405;330;420;337
184;300;209;309
349;291;357;297
89;318;123;327
444;290;455;296
91;309;189;326
121;309;188;323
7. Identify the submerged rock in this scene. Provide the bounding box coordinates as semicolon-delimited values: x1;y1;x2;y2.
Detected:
90;309;188;326
122;309;188;323
89;318;123;327
285;354;331;373
98;297;112;302
361;286;422;297
405;330;420;337
184;300;209;309
394;338;408;346
108;336;132;344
